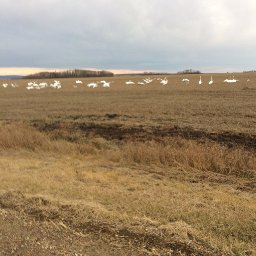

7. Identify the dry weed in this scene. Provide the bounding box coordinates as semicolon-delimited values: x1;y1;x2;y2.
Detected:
107;139;256;178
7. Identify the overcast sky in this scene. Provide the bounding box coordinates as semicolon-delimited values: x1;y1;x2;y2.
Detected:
1;0;256;74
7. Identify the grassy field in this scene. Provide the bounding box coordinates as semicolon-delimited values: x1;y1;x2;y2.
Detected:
0;73;255;255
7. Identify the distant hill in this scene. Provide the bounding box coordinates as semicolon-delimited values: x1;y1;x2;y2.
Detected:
24;69;114;79
0;75;24;79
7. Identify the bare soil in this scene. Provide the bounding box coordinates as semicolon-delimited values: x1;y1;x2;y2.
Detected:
0;192;219;256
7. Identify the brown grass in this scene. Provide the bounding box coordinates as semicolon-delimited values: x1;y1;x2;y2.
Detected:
0;147;255;255
109;139;256;178
0;122;51;151
0;122;255;179
0;122;96;155
0;74;256;255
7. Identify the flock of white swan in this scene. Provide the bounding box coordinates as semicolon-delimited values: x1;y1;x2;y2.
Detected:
26;80;61;90
0;76;251;90
182;76;240;85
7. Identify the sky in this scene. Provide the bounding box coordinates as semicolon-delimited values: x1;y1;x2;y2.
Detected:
0;0;256;75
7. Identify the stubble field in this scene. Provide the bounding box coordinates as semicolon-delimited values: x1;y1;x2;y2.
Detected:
0;73;255;255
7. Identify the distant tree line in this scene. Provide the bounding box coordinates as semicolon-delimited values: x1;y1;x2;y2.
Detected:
24;69;114;79
243;70;256;73
143;72;171;75
177;69;201;74
116;72;172;76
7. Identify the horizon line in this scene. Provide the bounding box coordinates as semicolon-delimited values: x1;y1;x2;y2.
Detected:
0;67;252;76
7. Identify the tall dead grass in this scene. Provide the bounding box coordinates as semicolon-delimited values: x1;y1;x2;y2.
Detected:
0;123;51;151
1;122;255;178
108;139;256;178
0;122;92;155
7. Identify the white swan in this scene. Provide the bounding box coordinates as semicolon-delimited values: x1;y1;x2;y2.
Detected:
39;82;48;88
125;80;135;85
224;76;238;84
182;78;189;85
101;81;112;88
87;82;98;88
208;76;213;85
143;78;153;84
50;80;61;89
26;81;48;90
199;76;202;85
160;77;168;85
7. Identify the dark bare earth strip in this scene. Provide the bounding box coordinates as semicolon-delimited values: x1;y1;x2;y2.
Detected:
33;120;256;150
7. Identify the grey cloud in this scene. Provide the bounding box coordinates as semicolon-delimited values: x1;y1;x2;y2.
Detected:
0;0;256;71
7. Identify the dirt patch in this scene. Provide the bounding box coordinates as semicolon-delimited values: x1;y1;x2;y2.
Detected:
0;208;139;256
0;191;221;256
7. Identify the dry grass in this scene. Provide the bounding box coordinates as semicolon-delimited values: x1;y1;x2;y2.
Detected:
0;149;255;255
109;139;256;178
0;122;96;155
0;122;255;255
0;74;256;255
0;122;52;151
0;122;255;179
